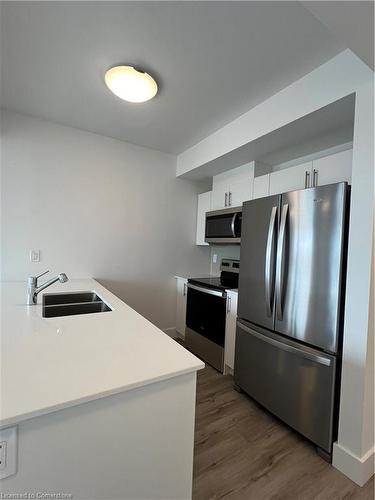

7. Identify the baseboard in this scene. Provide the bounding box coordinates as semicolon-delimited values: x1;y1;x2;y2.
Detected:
224;365;234;376
333;442;374;486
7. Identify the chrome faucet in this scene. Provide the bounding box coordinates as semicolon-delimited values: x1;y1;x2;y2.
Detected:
27;270;68;305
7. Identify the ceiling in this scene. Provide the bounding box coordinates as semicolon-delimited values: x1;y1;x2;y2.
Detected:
303;1;374;70
0;2;349;154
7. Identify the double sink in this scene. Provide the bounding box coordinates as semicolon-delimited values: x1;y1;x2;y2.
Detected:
42;291;112;318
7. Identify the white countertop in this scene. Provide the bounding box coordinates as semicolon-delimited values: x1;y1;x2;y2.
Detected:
1;279;204;427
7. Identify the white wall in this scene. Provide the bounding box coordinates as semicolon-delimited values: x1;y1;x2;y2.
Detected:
332;80;375;485
0;111;210;329
209;245;240;276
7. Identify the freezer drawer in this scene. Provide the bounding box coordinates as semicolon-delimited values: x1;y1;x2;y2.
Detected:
234;320;337;453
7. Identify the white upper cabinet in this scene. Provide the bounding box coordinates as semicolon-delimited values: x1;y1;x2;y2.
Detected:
229;178;254;208
311;149;352;187
253;174;270;200
269;161;312;196
211;162;255;210
196;191;211;246
201;150;352;245
268;149;353;197
211;183;228;211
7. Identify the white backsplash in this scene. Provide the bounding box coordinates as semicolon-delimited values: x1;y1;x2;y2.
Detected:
210;245;241;275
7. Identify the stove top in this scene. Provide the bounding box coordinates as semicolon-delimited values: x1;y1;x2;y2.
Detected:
188;276;238;291
188;259;239;292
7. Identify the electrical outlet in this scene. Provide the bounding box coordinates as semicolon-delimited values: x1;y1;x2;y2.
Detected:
0;441;6;470
0;426;17;479
212;253;218;264
30;249;40;263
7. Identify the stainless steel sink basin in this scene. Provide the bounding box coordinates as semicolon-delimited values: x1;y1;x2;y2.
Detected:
43;292;103;306
42;291;112;318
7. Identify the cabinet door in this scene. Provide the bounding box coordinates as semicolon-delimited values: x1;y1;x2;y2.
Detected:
253;174;270;199
196;191;211;245
229;178;253;207
224;291;238;371
211;185;228;210
176;278;187;337
269;162;312;195
312;149;352;187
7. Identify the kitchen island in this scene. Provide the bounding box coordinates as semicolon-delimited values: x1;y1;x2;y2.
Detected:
0;279;204;499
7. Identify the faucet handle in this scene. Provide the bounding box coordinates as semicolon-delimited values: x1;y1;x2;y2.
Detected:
35;270;49;279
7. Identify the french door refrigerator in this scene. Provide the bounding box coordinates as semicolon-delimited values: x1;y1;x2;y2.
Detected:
234;182;349;460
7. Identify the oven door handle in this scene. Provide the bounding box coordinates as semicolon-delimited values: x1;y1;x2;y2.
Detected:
187;283;226;298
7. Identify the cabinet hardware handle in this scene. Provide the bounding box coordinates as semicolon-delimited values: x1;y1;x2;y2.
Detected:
227;296;231;313
224;192;228;207
183;283;187;296
304;171;311;189
313;169;318;187
228;191;232;206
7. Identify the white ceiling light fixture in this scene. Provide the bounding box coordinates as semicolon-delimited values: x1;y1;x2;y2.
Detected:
105;65;158;103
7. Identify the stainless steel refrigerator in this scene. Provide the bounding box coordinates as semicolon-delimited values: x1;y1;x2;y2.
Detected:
234;182;349;460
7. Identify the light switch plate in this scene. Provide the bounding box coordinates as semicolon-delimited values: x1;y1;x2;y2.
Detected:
0;426;17;479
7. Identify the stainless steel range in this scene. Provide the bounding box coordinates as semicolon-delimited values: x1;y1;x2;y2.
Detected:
185;259;239;372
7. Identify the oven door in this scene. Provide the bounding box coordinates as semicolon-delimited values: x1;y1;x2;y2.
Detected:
185;283;227;371
205;208;242;243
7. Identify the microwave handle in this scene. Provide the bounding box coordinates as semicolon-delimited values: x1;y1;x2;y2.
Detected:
231;213;237;237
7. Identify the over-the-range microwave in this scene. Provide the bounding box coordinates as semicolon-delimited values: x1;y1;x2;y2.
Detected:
205;206;242;244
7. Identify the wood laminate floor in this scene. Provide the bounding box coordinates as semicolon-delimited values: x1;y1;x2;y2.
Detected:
193;365;374;500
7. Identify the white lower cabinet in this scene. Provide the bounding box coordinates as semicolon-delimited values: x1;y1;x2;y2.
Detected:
175;277;187;337
196;191;211;245
224;291;238;373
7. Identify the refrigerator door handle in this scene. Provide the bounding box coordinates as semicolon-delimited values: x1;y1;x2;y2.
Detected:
237;320;332;366
276;203;288;320
265;206;278;317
